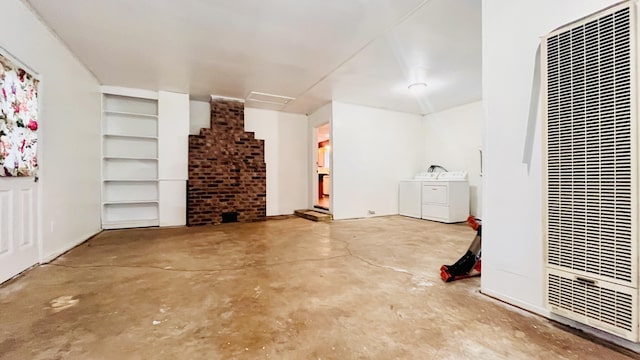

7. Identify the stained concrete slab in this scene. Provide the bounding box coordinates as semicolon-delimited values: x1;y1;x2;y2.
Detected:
0;216;636;359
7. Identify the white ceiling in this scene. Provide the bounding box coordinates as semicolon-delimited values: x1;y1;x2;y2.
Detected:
26;0;481;115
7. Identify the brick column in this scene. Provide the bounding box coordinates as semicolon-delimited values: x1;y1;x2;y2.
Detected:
187;99;266;225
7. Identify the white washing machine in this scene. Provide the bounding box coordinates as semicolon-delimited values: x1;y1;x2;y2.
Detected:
398;180;422;218
398;171;469;223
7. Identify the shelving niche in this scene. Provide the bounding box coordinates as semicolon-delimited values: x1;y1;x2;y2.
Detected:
102;93;159;229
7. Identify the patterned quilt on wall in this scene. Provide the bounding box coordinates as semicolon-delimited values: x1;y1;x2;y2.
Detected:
0;53;39;176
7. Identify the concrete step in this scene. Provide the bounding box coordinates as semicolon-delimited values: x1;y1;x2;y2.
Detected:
294;209;332;222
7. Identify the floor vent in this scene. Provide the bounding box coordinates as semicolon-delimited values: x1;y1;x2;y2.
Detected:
221;212;238;223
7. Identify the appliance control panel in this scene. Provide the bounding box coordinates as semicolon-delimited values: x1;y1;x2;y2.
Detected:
413;172;440;180
413;171;468;181
437;171;468;181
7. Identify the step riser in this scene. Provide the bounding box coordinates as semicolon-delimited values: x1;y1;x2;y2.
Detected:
293;209;332;222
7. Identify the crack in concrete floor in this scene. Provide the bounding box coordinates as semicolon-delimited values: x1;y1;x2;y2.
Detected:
46;238;421;283
1;216;635;360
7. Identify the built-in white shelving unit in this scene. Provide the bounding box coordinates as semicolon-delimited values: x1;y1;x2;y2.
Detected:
101;91;160;229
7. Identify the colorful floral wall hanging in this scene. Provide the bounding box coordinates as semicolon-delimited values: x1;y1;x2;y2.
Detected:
0;53;39;177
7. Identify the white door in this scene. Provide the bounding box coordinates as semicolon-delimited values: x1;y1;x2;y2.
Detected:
0;178;38;284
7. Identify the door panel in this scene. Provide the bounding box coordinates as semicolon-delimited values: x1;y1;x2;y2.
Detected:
0;178;38;284
0;190;11;255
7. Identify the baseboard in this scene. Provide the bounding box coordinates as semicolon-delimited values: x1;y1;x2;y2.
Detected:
481;287;640;353
40;229;102;263
548;310;640;352
480;287;549;317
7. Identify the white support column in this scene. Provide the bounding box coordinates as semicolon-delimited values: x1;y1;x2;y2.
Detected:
158;91;190;226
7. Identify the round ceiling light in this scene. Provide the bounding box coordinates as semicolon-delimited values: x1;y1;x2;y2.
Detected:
408;82;428;94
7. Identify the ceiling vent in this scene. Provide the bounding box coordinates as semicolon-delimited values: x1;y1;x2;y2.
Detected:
245;91;295;108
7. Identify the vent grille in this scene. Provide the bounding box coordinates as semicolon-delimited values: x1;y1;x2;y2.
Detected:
546;7;633;283
548;272;634;333
245;91;295;105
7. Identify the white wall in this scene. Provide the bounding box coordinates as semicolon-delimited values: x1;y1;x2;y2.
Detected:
244;108;308;216
189;100;210;135
276;112;309;214
482;0;620;314
423;101;483;217
332;102;424;220
2;0;102;260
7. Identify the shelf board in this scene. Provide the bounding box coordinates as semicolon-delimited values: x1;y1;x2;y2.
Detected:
103;179;158;182
104;110;158;118
102;219;159;230
103;133;158;140
101;86;158;100
103;156;158;161
103;200;159;205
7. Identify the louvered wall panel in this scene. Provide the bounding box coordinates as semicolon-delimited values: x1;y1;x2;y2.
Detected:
546;6;634;284
544;3;638;341
547;269;637;340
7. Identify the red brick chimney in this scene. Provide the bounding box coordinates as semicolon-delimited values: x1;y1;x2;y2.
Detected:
187;99;266;225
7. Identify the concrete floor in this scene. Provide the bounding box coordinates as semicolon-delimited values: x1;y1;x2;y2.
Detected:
0;216;636;359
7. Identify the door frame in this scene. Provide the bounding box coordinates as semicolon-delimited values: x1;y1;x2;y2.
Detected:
311;122;331;213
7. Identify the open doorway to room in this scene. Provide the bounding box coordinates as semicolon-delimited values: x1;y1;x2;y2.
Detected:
314;123;331;211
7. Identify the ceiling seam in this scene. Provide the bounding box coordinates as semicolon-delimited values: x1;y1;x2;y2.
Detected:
285;0;434;114
332;100;427;117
